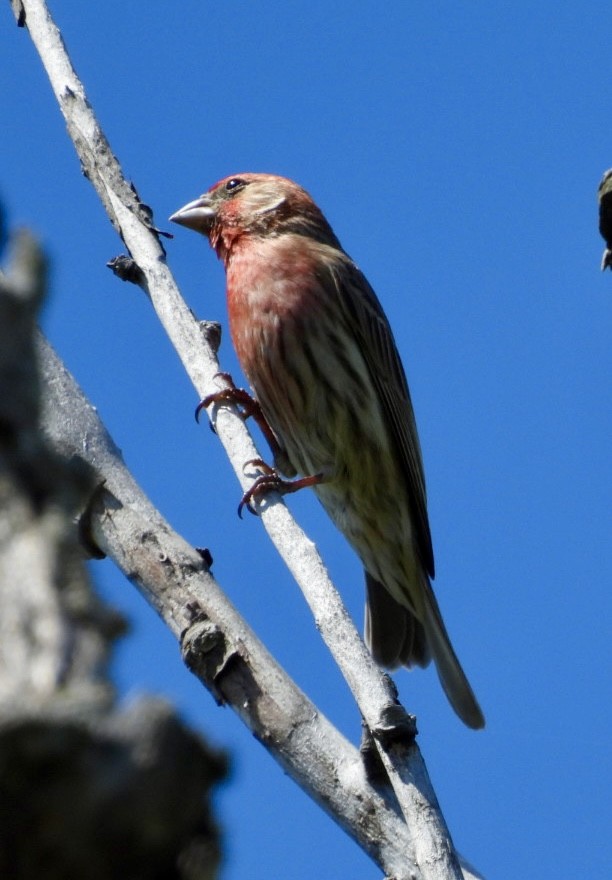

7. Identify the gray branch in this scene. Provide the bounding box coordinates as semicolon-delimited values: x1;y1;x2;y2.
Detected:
11;1;483;877
38;333;423;878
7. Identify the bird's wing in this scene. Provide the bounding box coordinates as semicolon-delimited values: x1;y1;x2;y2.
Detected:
327;254;435;578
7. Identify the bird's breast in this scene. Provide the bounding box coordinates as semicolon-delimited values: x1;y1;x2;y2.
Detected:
225;237;326;389
224;240;389;483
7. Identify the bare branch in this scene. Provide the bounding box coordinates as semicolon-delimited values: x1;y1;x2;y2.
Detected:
37;333;422;880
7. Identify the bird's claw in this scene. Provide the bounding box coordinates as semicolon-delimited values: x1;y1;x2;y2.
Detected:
242;457;275;477
196;374;285;464
196;372;257;423
238;467;283;518
238;465;326;518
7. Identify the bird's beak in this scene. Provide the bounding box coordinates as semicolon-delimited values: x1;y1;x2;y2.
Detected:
169;195;215;234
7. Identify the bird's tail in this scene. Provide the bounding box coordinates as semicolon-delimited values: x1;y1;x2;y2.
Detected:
421;579;485;729
365;573;484;729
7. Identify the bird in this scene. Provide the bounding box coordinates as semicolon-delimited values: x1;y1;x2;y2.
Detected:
597;169;612;271
170;173;484;729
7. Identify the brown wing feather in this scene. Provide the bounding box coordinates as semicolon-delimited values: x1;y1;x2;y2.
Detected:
325;254;435;578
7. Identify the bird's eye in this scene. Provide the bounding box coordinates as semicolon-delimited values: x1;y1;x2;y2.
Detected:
225;178;246;194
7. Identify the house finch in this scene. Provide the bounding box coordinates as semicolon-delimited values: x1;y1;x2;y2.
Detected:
170;174;484;729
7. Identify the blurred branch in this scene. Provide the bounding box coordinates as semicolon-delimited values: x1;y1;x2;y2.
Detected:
0;229;225;880
12;1;480;877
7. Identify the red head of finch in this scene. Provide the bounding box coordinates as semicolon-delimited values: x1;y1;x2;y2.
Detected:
171;173;484;729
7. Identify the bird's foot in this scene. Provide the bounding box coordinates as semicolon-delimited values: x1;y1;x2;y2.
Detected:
196;373;282;459
196;372;258;421
238;459;325;518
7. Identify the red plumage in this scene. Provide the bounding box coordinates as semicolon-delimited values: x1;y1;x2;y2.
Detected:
171;173;484;729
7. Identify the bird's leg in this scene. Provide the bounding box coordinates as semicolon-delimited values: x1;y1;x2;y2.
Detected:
238;459;325;518
196;372;283;460
198;374;324;516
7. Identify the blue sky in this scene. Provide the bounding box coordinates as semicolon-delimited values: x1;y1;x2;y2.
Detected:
3;2;611;877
